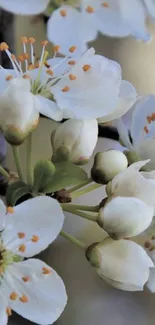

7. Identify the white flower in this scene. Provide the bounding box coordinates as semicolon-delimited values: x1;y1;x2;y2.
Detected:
98;196;154;239
51;119;98;164
47;0;154;56
0;0;50;15
115;95;155;171
91;150;128;184
0;196;67;325
0;40;137;121
86;237;154;291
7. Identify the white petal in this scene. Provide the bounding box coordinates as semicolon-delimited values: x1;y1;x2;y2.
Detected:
135;138;155;171
0;0;49;15
47;6;97;56
143;0;155;19
146;268;155;292
102;196;154;239
0;200;6;231
131;95;155;144
52;50;122;119
98;80;137;123
2;196;64;257
35;95;63;121
100;274;144;291
0;69;16;95
6;259;67;325
113;118;133;150
97;238;153;287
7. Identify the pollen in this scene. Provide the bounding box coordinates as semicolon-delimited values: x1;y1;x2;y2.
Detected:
21;36;28;43
22;276;30;282
6;75;13;81
11;54;16;61
19;244;26;253
6;307;12;316
83;64;91;72
60;9;67;16
10;292;18;301
62;85;70;92
18;55;24;62
53;45;60;53
19;295;29;303
18;232;25;239
0;42;9;51
152;113;155;121
69;73;76;80
28;37;36;44
28;64;35;70
147;115;152;123
42;267;52;275
7;206;14;214
68;60;76;65
102;2;109;8
23;74;31;79
31;235;39;243
46;69;54;76
69;46;77;53
86;5;94;13
23;53;29;60
41;40;48;47
35;62;40;68
144;126;149;134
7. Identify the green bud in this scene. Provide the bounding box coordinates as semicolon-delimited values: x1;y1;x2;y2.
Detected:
123;150;140;166
33;160;56;193
85;242;100;268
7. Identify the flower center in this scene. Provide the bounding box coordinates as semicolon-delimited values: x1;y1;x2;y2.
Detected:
0;243;22;275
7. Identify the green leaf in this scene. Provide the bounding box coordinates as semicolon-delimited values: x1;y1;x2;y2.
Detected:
6;181;31;206
44;161;88;193
33;160;56;193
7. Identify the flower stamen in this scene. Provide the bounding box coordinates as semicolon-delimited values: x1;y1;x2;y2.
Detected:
19;295;29;303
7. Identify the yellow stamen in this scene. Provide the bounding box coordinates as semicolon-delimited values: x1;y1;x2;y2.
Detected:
69;46;77;53
53;45;60;53
68;60;76;65
83;64;91;72
46;69;54;76
102;2;109;7
18;55;24;62
10;292;18;301
22;276;30;282
19;295;29;303
6;307;12;316
86;5;94;13
31;235;39;243
19;244;26;253
28;64;35;71
60;9;67;16
144;126;149;134
41;40;48;47
6;75;13;81
23;74;31;79
7;206;14;214
62;86;70;92
0;42;9;51
11;54;16;61
18;232;25;239
42;267;52;275
23;53;29;60
69;74;76;80
21;36;28;43
28;37;36;44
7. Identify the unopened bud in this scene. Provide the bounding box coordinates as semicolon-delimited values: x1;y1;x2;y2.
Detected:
91;150;128;184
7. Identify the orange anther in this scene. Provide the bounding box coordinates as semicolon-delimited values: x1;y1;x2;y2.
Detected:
19;244;26;253
60;9;67;16
83;64;91;72
6;75;13;81
35;62;40;68
46;69;54;76
23;74;31;79
144;126;149;134
68;60;76;65
31;235;39;243
23;53;29;60
18;232;25;239
6;307;12;316
41;40;48;46
69;74;76;80
19;295;29;303
69;46;77;53
7;206;14;214
44;61;50;68
0;42;9;51
28;37;36;44
10;292;18;301
86;5;94;13
21;36;28;43
152;113;155;121
28;64;35;71
22;276;30;282
102;2;109;8
11;54;16;61
18;55;24;62
53;45;60;53
147;115;152;123
42;267;52;275
62;86;70;92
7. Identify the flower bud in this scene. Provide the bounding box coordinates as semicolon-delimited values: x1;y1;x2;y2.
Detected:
51;119;98;165
98;196;154;239
0;78;39;145
86;238;154;291
91;150;128;184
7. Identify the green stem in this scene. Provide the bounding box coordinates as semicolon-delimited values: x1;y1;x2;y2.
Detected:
68;177;92;193
0;166;10;181
27;133;33;186
60;231;86;250
62;205;98;222
61;203;99;213
12;146;24;182
71;183;103;199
